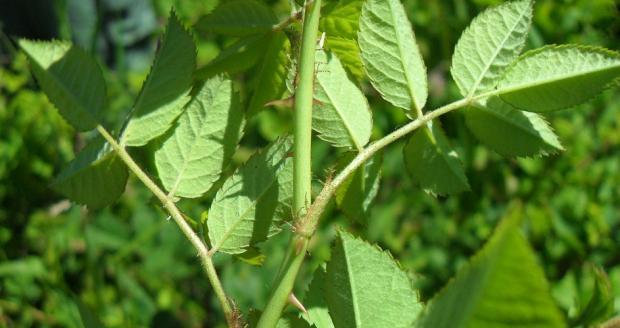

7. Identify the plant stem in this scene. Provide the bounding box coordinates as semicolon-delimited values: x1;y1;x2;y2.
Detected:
95;125;235;326
257;1;321;327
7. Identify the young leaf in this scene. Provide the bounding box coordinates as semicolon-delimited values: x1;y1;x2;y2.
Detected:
335;153;381;224
326;231;422;328
313;50;372;150
154;76;243;199
302;267;335;328
195;0;277;37
195;34;271;80
358;0;428;113
248;32;290;115
403;123;469;195
19;40;106;131
52;138;128;209
320;0;364;40
122;12;196;146
451;0;532;97
465;97;563;157
496;45;620;112
207;137;293;254
416;207;566;328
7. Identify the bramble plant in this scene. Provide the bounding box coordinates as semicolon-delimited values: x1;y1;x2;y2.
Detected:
18;0;620;327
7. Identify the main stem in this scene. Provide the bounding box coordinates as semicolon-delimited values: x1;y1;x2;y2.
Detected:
257;1;321;327
95;126;235;326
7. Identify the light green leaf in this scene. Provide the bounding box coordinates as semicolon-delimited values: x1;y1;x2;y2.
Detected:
326;231;422;328
207;138;293;254
233;247;266;266
465;97;563;157
195;0;277;36
302;267;335;328
496;45;620;112
248;32;290;115
358;0;428;113
320;0;364;40
451;0;532;97
19;40;106;131
155;76;243;199
335;153;381;224
313;50;372;150
324;37;364;82
416;206;566;328
52;138;128;209
195;34;271;80
403;123;469;195
76;299;105;328
122;12;196;146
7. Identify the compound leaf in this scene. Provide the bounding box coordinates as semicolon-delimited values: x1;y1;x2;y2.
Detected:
122;12;196;146
416;207;566;328
403;124;469;195
326;231;422;328
465;97;563;157
335;153;381;224
451;0;532;97
358;0;428;113
313;50;372;150
248;32;290;115
195;0;277;37
52;138;128;209
207;138;293;254
155;76;243;199
496;45;620;112
195;34;271;80
19;40;106;131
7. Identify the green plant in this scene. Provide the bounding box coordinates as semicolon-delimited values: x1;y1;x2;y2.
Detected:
17;0;620;327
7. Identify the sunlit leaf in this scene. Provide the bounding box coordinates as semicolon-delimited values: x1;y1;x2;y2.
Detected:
320;0;364;40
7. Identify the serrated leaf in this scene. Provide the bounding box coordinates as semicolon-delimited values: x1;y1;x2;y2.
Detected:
496;45;620;112
195;34;271;80
326;231;422;328
122;12;196;146
248;32;290;115
313;50;372;150
358;0;428;113
324;37;364;82
416;206;566;328
302;267;335;328
335;153;381;224
403;123;469;195
320;0;364;40
207;138;293;254
195;0;277;37
451;0;532;97
465;97;563;157
52;138;128;209
19;40;106;131
154;76;243;199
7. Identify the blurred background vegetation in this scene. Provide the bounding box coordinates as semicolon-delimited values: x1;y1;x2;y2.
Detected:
0;0;619;327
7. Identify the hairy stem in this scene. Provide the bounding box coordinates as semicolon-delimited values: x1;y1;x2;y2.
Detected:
257;0;321;327
96;125;235;326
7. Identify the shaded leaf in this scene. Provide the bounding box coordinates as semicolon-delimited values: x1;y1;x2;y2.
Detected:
358;0;428;113
335;152;381;224
571;264;615;327
313;50;372;150
416;206;566;328
496;45;620;112
195;0;277;37
19;40;106;131
326;231;422;328
207;138;293;254
195;34;271;80
465;97;563;157
451;0;532;97
122;12;196;146
155;76;243;198
234;247;266;266
302;267;335;328
320;0;364;40
403;123;469;195
52;138;128;209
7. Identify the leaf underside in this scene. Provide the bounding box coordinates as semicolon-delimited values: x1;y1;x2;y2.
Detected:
155;76;243;199
358;0;428;113
122;11;196;146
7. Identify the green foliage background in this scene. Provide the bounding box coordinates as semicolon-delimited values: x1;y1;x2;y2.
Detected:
0;0;618;326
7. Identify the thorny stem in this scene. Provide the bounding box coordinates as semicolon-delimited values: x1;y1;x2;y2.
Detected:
95;125;235;327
